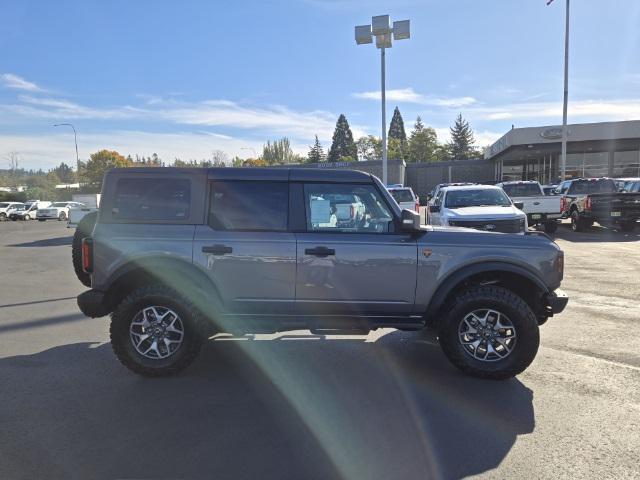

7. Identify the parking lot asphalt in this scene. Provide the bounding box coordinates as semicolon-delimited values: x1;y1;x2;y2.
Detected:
0;220;639;480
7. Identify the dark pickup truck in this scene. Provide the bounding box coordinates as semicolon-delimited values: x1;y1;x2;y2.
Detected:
558;178;640;232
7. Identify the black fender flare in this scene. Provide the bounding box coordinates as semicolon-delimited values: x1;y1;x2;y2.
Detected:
104;256;224;314
425;261;549;320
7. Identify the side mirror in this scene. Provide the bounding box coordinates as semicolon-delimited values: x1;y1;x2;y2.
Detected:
429;205;441;213
513;201;524;210
400;209;421;232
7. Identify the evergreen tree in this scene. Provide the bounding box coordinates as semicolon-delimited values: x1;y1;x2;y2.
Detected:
327;114;358;162
307;135;326;163
449;113;478;160
387;106;408;160
408;116;440;162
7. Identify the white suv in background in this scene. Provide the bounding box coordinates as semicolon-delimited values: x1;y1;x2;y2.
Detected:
428;184;528;234
36;201;85;221
0;202;23;221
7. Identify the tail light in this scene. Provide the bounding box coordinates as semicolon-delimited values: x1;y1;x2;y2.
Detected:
350;205;355;218
584;196;592;211
560;196;567;213
415;202;420;212
82;237;93;273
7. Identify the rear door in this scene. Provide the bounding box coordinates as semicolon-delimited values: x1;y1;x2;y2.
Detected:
192;177;296;315
293;181;418;317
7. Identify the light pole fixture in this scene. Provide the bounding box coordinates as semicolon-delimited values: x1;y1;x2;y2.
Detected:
53;123;80;178
547;0;569;181
355;15;410;185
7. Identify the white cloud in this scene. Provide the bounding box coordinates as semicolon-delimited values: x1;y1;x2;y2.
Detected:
433;128;503;147
0;95;368;144
0;131;276;170
353;87;477;108
473;99;640;121
1;73;44;92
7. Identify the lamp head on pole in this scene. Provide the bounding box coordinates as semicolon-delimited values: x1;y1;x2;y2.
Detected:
355;15;410;49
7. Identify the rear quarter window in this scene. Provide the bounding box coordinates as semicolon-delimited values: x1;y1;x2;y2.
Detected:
112;178;191;221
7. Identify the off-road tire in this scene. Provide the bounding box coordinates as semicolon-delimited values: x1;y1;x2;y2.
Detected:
72;211;97;287
110;285;206;376
0;212;6;221
544;221;558;234
23;213;31;221
58;211;66;221
438;285;540;380
570;210;584;232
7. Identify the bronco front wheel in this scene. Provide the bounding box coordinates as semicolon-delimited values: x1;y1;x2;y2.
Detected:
438;286;540;380
110;285;205;376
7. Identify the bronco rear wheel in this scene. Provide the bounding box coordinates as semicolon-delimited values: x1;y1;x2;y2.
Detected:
110;285;205;376
438;285;540;380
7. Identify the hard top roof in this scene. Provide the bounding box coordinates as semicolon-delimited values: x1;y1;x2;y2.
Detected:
441;184;501;192
107;167;374;183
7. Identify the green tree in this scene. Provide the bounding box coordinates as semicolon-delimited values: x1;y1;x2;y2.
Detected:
327;114;358;162
307;135;326;163
84;149;132;185
407;116;440;162
388;106;408;160
51;162;76;183
449;113;480;160
356;135;382;161
262;137;302;165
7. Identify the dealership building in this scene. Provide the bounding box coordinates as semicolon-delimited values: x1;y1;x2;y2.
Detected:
485;120;640;184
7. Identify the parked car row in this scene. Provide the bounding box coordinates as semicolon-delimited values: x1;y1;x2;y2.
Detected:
405;177;640;234
0;200;86;221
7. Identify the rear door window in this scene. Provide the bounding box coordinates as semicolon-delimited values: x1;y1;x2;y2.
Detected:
209;181;288;231
113;178;191;221
501;183;542;197
389;189;414;203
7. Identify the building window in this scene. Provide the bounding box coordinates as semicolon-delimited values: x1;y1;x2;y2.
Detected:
583;152;609;178
614;151;640;177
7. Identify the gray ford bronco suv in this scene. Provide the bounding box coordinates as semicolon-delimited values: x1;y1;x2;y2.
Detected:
77;167;568;379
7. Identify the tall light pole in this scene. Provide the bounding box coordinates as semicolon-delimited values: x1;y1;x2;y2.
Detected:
356;15;410;185
548;0;570;180
53;123;80;179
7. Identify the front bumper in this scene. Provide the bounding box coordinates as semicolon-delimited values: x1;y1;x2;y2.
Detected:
546;288;569;314
77;289;112;318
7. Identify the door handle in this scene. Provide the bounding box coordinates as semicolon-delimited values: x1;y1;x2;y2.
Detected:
202;245;233;255
305;246;335;257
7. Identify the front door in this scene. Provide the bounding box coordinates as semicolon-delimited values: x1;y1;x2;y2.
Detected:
294;182;418;317
193;180;296;315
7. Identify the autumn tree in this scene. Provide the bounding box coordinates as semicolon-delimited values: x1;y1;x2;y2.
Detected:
84;150;132;185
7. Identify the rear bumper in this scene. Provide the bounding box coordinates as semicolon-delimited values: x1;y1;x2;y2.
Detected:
77;289;111;318
546;288;569;314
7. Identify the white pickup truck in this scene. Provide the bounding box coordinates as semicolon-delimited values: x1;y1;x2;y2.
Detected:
497;181;562;234
67;194;101;228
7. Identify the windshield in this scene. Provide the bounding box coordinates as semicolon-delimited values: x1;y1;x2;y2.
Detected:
501;184;541;197
389;189;414;203
568;180;616;194
445;189;512;208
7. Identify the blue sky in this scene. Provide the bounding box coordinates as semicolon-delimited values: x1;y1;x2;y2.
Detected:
1;0;639;170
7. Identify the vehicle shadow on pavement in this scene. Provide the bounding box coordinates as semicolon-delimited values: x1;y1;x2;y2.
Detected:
7;236;73;248
0;332;534;480
553;224;640;243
